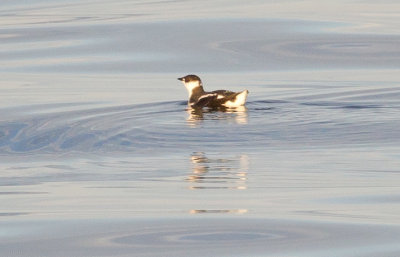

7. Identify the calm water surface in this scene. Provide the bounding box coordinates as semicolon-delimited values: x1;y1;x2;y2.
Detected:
1;1;400;256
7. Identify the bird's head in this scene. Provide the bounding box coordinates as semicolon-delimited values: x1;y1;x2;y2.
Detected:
178;74;203;95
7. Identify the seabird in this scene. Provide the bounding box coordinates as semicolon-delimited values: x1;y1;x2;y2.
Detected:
178;74;249;108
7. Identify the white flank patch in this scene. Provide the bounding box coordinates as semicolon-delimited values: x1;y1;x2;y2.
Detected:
198;93;217;100
217;94;225;99
223;90;249;108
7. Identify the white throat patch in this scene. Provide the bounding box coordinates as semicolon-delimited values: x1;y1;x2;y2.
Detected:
183;81;201;97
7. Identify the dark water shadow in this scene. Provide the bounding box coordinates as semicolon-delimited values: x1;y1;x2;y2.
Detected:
0;212;30;217
301;102;385;109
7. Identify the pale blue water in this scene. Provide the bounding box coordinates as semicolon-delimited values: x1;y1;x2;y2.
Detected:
1;1;400;256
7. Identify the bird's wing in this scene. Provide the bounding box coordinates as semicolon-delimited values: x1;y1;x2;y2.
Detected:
191;93;218;108
211;90;241;101
211;90;235;97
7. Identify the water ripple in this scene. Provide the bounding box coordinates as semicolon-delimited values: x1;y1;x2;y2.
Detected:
1;91;400;155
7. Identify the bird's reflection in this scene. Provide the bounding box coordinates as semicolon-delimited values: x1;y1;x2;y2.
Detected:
187;152;249;215
186;106;248;127
187;152;249;190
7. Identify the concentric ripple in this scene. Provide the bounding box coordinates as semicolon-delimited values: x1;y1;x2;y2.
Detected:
3;218;399;257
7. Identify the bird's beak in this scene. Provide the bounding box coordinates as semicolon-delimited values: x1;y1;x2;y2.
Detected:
177;77;184;81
